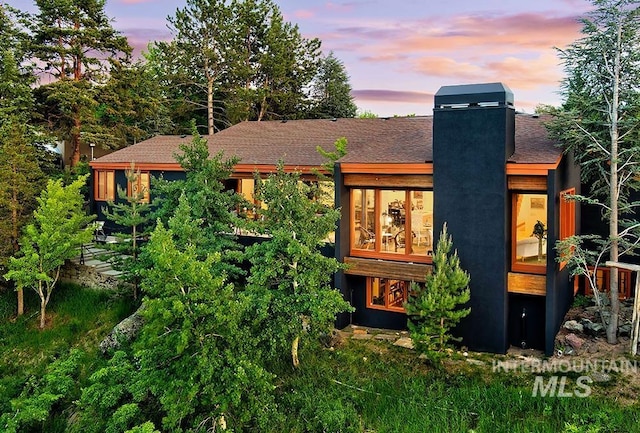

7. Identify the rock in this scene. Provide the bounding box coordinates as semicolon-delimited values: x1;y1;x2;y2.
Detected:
466;359;486;366
565;333;585;351
100;305;145;355
393;337;414;349
564;320;584;333
590;371;612;383
585;322;605;335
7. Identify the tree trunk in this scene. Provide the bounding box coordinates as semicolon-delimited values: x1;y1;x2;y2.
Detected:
17;287;24;317
71;122;81;167
40;296;47;329
11;184;23;316
607;21;623;345
207;77;214;135
291;335;300;368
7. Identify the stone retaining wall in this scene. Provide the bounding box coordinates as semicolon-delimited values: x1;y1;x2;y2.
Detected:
60;260;120;290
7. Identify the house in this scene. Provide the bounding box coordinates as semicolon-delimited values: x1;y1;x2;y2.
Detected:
89;83;580;355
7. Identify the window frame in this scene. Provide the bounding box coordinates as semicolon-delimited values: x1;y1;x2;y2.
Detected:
511;192;547;275
366;277;412;312
349;188;433;264
559;188;576;269
94;170;115;202
127;171;150;203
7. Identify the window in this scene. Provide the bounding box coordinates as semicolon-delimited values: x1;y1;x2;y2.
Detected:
128;171;150;203
367;277;412;312
351;188;433;260
512;193;547;273
95;170;115;201
559;188;576;268
560;189;576;241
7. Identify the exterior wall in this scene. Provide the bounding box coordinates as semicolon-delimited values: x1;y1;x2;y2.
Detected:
433;104;514;354
545;154;581;355
91;169;186;233
334;166;352;329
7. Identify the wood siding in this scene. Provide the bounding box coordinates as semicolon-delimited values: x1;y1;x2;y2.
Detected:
508;272;546;296
344;256;431;282
344;174;433;189
508;175;547;191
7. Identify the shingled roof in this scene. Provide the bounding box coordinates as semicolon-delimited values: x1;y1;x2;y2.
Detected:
93;114;561;167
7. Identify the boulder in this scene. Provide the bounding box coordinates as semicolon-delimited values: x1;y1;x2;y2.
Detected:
100;305;145;354
563;320;584;333
565;333;585;351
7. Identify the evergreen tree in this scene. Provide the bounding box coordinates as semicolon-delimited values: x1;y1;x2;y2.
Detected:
245;163;351;367
545;0;640;343
4;175;94;328
102;165;155;301
307;52;357;119
30;0;131;166
0;120;46;316
0;4;35;123
405;223;470;353
152;125;247;280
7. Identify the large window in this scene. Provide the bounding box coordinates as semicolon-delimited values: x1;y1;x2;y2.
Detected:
352;188;433;260
367;277;411;312
95;170;115;201
513;193;547;273
128;171;150;203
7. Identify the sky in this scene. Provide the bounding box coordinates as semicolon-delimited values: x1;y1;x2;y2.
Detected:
13;0;594;116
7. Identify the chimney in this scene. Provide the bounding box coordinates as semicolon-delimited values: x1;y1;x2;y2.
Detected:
432;82;515;354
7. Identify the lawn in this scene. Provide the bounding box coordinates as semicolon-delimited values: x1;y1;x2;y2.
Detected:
0;285;638;432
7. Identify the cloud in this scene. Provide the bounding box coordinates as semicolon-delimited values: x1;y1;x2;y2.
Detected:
118;0;152;4
351;89;433;103
293;9;316;19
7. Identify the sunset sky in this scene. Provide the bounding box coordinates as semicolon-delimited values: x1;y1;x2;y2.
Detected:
15;0;594;116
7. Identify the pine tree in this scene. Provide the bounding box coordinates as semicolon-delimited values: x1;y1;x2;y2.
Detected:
307;52;357;119
31;0;131;166
102;164;155;301
405;223;470;353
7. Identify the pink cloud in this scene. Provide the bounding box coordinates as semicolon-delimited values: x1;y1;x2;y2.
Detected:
351;89;433;103
294;9;316;19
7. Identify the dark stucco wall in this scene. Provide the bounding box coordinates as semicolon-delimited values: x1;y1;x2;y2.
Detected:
433;104;515;354
544;153;581;355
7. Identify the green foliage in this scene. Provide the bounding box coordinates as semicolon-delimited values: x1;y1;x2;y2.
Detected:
153;125;246;280
0;349;83;433
307;51;357;119
316;136;347;176
405;223;470;353
245;162;352;366
0;120;46;272
545;0;640;341
148;0;321;133
102;164;155;300
31;0;132;165
357;109;378;118
4;175;95;328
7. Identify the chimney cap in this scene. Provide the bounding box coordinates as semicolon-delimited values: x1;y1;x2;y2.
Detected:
434;82;514;108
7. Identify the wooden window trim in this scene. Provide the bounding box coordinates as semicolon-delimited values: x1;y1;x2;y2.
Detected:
366;277;409;312
511;192;546;275
559;188;576;269
127;171;150;203
94;170;115;202
349;188;433;264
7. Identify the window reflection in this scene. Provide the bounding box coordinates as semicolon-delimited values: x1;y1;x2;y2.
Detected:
514;193;547;268
352;188;433;257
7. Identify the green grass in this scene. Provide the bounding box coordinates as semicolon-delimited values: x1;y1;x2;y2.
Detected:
0;283;135;425
277;339;640;433
1;286;638;432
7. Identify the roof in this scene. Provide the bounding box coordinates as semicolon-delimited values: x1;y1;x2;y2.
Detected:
91;114;561;168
